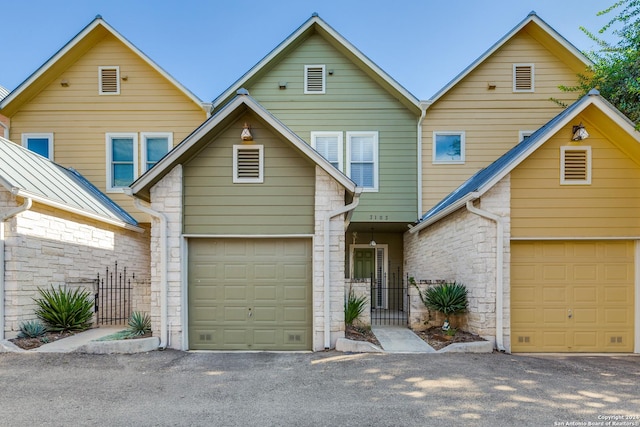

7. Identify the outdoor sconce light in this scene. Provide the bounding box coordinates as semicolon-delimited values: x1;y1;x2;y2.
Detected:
572;123;589;141
369;228;376;247
241;123;253;141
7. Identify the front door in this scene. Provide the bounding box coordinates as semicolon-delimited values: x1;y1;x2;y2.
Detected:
352;245;387;309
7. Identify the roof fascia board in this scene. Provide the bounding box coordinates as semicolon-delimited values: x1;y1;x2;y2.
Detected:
212;15;420;112
1;17;206;111
429;13;592;103
409;192;479;234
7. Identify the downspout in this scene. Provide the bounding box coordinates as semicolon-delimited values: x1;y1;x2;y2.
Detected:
0;193;32;340
323;189;362;349
133;198;168;350
465;195;506;352
417;102;428;218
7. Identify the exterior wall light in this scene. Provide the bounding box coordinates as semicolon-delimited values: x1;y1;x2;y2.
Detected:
572;123;589;141
241;123;253;141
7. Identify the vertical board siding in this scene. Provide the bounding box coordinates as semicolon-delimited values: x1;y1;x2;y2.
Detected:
422;29;583;214
246;34;418;223
7;33;206;219
183;113;316;235
511;116;640;238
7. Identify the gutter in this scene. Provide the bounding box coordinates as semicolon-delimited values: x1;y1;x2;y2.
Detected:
323;189;362;349
465;195;506;352
0;193;32;340
132;197;168;350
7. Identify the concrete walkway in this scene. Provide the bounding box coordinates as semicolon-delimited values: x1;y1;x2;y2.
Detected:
371;325;436;353
32;327;123;353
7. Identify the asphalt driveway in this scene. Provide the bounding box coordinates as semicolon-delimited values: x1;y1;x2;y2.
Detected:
0;351;638;426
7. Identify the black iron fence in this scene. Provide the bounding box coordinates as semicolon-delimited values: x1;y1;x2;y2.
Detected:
94;262;133;325
370;271;408;326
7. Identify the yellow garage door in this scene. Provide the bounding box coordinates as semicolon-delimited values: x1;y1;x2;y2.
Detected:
188;238;312;351
511;241;634;352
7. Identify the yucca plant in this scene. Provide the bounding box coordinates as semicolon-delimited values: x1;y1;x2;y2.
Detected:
34;286;94;332
344;289;367;327
126;311;151;337
17;319;48;338
413;281;468;330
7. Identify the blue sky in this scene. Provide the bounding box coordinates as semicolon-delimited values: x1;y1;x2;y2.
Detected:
1;1;614;102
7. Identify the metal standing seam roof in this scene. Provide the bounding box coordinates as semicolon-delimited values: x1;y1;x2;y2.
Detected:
414;92;602;229
0;85;8;101
0;136;138;229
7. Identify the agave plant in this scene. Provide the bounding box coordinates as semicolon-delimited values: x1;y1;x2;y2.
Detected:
34;286;94;332
413;281;468;330
17;319;48;338
126;311;151;337
344;290;367;327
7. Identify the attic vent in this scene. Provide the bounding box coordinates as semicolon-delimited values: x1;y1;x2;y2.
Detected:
561;146;591;185
233;145;264;183
99;66;120;95
304;65;325;94
513;64;534;92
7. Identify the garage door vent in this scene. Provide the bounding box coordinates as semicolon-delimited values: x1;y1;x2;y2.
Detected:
561;146;591;184
288;334;302;342
517;336;531;344
199;334;212;341
610;336;623;344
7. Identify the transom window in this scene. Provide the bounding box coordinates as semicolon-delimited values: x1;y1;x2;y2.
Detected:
142;132;172;171
346;131;378;191
304;65;325;94
311;131;343;170
433;131;465;164
106;133;138;191
22;133;54;160
99;66;120;95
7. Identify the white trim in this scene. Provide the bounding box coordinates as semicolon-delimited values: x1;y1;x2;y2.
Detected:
233;144;264;183
304;64;326;94
513;63;535;92
21;132;54;160
519;130;535;142
141;132;173;171
511;236;640;241
433;131;465;164
346;131;378;192
560;146;591;185
106;132;138;192
635;240;640;353
0;122;8;139
310;131;343;171
98;66;120;95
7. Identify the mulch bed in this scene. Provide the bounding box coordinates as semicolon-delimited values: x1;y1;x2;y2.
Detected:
9;331;77;350
345;325;486;351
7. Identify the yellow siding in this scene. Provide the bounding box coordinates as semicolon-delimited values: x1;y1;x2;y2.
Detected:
511;116;640;238
422;27;586;213
7;33;207;220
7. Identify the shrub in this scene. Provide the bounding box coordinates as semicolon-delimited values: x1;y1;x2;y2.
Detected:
412;280;468;327
18;320;47;338
34;286;94;332
344;290;367;326
126;311;151;337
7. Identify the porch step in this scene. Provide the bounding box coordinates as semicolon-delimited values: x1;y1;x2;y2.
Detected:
371;325;436;353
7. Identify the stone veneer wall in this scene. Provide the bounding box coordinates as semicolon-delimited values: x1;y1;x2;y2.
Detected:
148;165;183;349
1;189;150;338
313;166;348;350
404;176;511;347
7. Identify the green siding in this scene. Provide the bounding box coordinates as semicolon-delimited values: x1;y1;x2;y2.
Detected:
183;112;315;235
246;34;418;223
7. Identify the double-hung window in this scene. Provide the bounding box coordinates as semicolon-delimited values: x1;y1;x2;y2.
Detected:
141;132;172;171
346;131;378;191
311;131;342;170
22;133;54;160
106;133;138;191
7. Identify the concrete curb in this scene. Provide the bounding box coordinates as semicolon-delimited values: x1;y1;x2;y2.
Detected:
335;338;383;353
436;340;493;353
0;340;25;353
76;336;160;354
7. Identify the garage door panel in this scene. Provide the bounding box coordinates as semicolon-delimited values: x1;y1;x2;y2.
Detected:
254;285;277;301
511;240;634;353
284;286;307;301
253;307;277;322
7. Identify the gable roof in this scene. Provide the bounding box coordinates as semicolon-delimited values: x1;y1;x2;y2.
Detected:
428;11;593;104
0;136;140;231
410;90;640;234
0;85;8;102
212;13;421;115
130;90;359;202
0;16;208;116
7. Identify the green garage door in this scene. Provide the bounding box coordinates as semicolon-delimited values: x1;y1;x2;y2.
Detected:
188;238;312;350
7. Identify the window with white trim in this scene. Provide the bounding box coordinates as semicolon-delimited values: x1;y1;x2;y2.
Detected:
311;131;343;170
513;64;534;92
304;65;325;94
99;66;120;95
22;133;54;160
346;131;378;191
433;131;465;164
141;132;172;171
233;145;264;183
519;130;535;142
561;146;591;185
106;133;138;191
